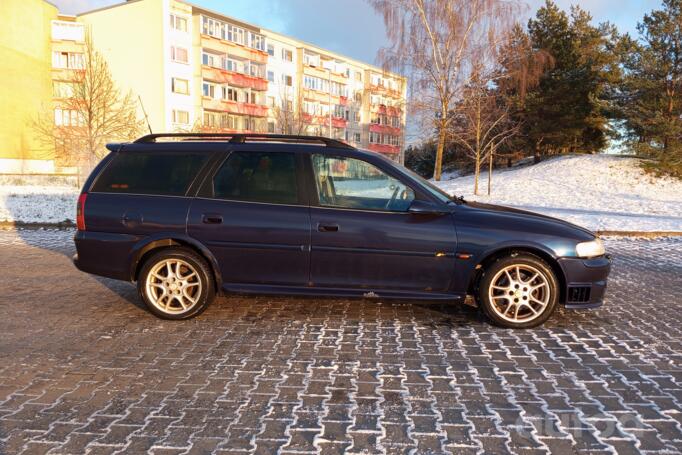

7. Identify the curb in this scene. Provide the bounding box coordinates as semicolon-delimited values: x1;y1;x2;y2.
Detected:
0;221;75;230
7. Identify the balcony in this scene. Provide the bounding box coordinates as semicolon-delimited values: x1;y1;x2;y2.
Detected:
369;83;402;99
371;104;402;117
202;66;268;91
301;114;348;129
368;143;401;155
369;123;401;136
200;34;268;64
202;98;269;117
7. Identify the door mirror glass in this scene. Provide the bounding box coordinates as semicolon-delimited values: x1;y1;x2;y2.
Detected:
312;155;415;212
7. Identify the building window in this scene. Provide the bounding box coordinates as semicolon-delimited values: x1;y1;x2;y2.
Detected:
53;81;73;98
303;52;320;67
354;133;361;143
353;111;360;122
225;87;239;102
249;32;265;51
52;51;83;69
172;78;189;95
172;110;190;124
51;21;84;41
267;71;274;82
283;75;293;87
282;49;293;62
170;14;188;32
267;44;275;56
203;111;218;127
202;51;222;68
54;108;82;126
202;81;216;98
267;121;275;133
171;46;189;64
202;16;223;38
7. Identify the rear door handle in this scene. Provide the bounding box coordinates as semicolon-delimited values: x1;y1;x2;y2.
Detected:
318;223;339;232
202;214;223;224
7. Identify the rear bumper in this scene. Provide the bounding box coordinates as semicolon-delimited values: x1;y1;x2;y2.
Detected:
557;255;611;309
73;230;136;281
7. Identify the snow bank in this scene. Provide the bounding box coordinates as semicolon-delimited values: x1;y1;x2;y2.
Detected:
0;185;78;224
434;154;682;232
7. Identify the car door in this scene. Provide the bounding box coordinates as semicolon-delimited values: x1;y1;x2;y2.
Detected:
307;153;458;292
187;148;311;287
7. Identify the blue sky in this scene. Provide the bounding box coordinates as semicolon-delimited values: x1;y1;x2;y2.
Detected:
55;0;662;65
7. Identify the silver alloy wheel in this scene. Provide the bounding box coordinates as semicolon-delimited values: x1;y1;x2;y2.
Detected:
488;264;550;323
145;259;202;314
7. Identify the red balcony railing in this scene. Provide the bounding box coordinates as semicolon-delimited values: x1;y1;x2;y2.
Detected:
202;66;268;91
369;123;401;136
372;104;402;117
368;143;401;155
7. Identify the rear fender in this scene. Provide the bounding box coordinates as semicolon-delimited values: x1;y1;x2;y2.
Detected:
128;233;222;288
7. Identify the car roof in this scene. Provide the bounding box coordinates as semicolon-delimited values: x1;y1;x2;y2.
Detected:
107;133;382;161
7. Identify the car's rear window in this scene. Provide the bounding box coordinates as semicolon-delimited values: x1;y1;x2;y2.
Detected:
92;151;209;196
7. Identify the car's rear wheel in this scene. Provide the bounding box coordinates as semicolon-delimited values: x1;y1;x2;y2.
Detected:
138;247;215;319
479;254;559;328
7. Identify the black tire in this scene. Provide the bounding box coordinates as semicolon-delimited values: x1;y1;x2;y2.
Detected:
137;247;215;320
478;253;559;329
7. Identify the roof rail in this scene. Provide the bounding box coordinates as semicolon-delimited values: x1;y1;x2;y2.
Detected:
133;133;354;149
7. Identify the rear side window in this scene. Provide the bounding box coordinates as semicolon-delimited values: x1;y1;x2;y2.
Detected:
212;151;298;205
92;151;208;196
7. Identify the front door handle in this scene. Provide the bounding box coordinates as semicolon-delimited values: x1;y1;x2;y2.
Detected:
202;214;223;224
318;223;339;232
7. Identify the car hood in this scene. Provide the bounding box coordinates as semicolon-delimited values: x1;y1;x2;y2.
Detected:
459;201;596;240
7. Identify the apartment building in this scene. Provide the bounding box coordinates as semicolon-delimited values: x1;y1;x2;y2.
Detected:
0;0;407;173
80;0;407;161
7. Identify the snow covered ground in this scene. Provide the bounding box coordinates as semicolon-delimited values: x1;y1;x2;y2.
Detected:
434;154;682;232
0;154;680;232
0;185;78;224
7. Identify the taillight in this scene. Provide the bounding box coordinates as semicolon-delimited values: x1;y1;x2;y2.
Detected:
77;193;87;231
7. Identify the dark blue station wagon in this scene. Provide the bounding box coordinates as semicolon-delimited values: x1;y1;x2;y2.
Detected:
73;133;611;328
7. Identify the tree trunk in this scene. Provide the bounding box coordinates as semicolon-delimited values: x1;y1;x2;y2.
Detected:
433;119;446;181
487;142;493;196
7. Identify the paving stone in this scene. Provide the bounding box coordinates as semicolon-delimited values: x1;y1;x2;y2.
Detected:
0;230;680;454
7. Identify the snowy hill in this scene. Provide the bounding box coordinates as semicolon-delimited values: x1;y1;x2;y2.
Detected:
434;154;682;232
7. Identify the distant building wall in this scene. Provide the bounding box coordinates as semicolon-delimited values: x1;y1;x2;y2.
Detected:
0;0;58;173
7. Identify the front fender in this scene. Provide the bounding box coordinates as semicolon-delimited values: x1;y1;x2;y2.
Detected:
127;233;222;288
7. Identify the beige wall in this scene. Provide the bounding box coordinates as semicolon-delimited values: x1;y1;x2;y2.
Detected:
79;0;167;133
0;0;58;171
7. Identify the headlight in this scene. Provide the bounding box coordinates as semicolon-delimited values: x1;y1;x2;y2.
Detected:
576;238;605;258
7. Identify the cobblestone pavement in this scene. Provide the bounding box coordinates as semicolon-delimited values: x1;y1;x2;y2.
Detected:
0;229;681;455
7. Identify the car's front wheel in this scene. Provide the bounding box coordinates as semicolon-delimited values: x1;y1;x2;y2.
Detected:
479;253;559;328
137;247;215;319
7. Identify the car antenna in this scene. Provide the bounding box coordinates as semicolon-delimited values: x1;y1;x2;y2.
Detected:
138;95;153;134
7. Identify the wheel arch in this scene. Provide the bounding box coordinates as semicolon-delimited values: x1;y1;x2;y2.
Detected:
468;245;567;304
129;235;222;290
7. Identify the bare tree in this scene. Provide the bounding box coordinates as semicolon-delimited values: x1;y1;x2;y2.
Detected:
448;68;518;195
271;87;310;135
33;34;143;175
369;0;523;180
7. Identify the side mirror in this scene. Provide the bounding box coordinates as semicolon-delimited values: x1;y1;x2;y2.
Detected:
408;199;449;215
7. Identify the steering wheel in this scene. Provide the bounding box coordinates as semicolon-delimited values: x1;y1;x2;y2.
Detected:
385;186;400;209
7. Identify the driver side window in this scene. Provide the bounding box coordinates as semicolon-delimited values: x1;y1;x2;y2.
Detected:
312;155;415;212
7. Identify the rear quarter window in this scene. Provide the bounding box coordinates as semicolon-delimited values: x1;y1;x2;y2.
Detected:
92;151;209;196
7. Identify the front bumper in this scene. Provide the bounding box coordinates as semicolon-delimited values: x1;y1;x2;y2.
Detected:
557;255;612;309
